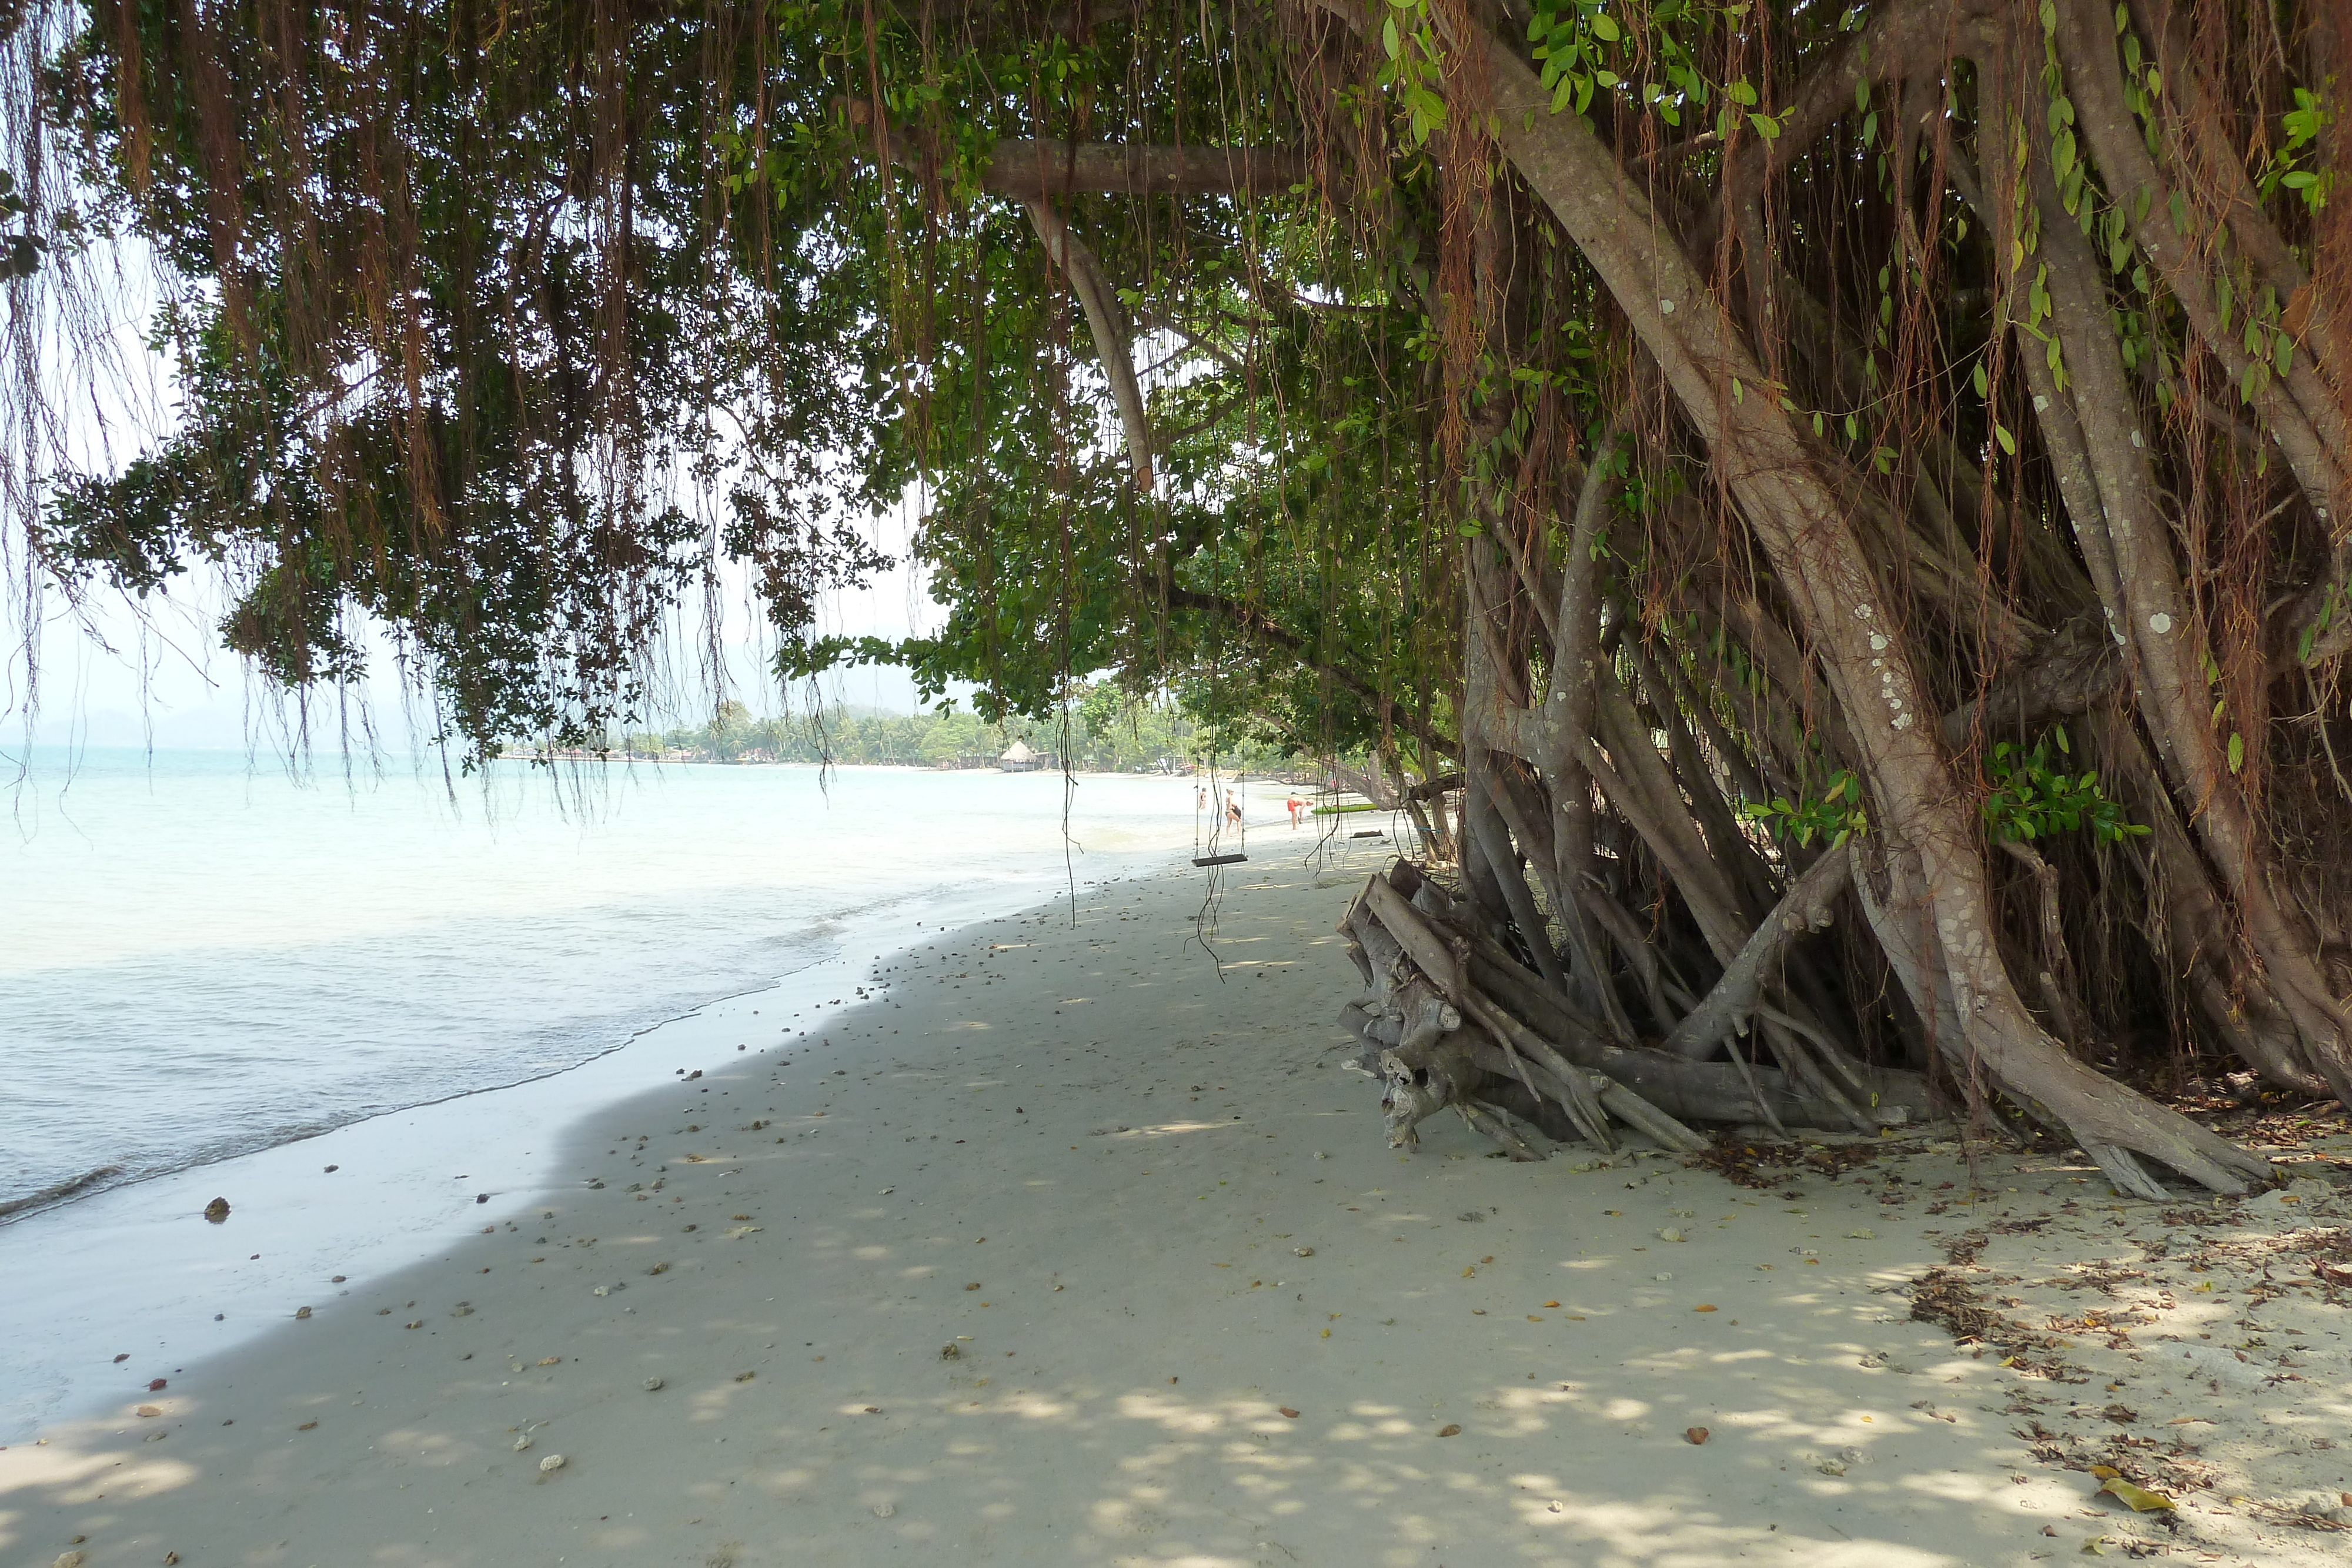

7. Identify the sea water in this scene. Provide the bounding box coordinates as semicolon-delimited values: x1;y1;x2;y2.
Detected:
0;747;1226;1214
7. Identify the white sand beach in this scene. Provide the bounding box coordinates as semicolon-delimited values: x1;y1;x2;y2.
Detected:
4;862;2347;1567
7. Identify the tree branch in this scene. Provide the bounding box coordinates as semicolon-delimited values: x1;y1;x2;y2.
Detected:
1024;200;1154;493
846;104;1311;197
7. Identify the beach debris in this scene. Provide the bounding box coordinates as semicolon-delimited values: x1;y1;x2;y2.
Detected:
2090;1468;2174;1512
537;1453;566;1474
297;1420;317;1430
1685;1426;1710;1445
940;1344;961;1360
203;1198;230;1223
1693;1304;1718;1312
135;1405;162;1417
405;1320;422;1329
452;1303;475;1316
51;1552;86;1568
324;1165;338;1172
295;1306;312;1319
330;1275;346;1283
734;1371;755;1382
863;1406;881;1415
1818;1457;1847;1475
536;1356;560;1366
148;1378;167;1391
113;1353;129;1362
1294;1246;1315;1257
513;1435;533;1452
964;1282;981;1291
643;1378;665;1391
1436;1424;1462;1437
1278;1407;1301;1419
646;1263;671;1276
477;1193;490;1203
1658;1228;1686;1243
166;1553;180;1564
873;1502;896;1517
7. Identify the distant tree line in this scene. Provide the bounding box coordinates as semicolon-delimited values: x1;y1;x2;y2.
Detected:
613;686;1320;774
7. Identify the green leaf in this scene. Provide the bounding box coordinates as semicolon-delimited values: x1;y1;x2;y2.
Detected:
2227;732;2245;774
1591;13;1621;42
1750;113;1782;141
1993;422;2017;455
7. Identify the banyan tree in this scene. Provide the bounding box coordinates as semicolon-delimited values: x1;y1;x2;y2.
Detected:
4;0;2347;1193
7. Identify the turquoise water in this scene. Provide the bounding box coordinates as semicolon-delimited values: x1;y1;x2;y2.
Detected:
0;749;1219;1212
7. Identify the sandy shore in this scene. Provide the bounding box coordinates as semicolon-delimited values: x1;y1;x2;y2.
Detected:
4;860;2347;1567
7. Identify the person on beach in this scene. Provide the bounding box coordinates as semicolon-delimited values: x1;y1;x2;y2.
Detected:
1286;793;1304;828
1226;795;1244;831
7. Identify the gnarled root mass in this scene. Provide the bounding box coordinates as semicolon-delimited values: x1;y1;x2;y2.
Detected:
1335;859;1930;1161
1333;847;2268;1199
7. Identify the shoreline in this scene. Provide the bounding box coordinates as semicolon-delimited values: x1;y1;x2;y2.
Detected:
4;857;2344;1566
0;852;1194;1445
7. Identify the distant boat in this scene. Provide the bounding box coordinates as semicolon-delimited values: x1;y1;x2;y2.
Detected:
998;740;1041;773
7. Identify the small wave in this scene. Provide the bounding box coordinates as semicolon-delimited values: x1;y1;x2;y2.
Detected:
0;1164;126;1222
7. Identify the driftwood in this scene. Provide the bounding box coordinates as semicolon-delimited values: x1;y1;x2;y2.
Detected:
1334;860;1929;1163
